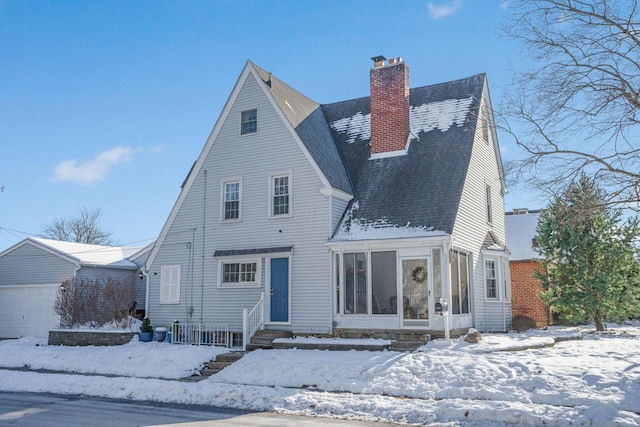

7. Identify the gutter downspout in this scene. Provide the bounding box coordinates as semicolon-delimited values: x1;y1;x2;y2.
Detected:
141;267;150;319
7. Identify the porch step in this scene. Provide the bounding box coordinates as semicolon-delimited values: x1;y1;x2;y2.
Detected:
198;351;246;377
246;329;292;351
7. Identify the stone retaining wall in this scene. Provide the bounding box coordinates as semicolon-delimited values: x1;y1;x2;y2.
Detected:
48;330;137;346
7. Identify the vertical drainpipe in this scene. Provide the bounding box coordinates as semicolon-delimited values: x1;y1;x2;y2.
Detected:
141;267;150;319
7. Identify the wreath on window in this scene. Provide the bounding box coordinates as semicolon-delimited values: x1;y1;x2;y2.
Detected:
411;266;427;284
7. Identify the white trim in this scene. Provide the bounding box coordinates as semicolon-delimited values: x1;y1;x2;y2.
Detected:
266;255;291;325
268;170;293;219
328;235;450;252
320;187;354;202
240;108;258;136
485;183;493;225
217;258;262;288
484;258;498;300
369;148;407;160
220;177;243;222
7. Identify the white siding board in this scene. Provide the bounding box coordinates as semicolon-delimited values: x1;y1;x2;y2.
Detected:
0;244;77;286
452;87;509;332
148;72;333;334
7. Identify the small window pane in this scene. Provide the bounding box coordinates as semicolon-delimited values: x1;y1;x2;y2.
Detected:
224;182;240;220
273;176;289;216
372;251;397;314
241;109;257;134
485;260;497;299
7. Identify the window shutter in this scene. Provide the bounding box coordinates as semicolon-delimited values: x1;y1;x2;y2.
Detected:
160;266;180;304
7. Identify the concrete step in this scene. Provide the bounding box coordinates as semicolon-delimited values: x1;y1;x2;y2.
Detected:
253;329;293;339
215;352;246;363
199;351;246;377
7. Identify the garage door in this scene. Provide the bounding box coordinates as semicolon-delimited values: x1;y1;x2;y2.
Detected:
0;285;60;338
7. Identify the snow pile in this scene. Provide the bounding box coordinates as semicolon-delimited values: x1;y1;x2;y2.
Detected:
0;325;639;426
0;337;227;379
329;97;474;144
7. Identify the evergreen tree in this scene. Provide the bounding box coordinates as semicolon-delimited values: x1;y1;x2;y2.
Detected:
535;174;640;331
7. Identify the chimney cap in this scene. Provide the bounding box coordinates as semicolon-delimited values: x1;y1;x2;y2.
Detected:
371;55;386;63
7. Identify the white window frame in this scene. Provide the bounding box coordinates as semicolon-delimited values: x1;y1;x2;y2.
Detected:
160;265;181;304
218;258;261;288
484;259;498;299
220;178;242;222
240;108;257;135
269;171;292;218
486;184;493;225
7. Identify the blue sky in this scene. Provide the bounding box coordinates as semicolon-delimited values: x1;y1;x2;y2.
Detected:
0;0;544;251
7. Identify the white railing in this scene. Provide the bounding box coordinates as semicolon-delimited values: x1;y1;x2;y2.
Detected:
171;322;229;346
242;292;265;350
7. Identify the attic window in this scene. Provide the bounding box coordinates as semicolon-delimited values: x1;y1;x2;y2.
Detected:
241;109;257;135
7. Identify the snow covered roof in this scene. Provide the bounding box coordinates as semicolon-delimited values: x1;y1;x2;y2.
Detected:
505;211;541;261
26;238;141;268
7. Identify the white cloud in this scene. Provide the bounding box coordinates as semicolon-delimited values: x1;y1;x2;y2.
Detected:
428;0;462;19
53;146;133;184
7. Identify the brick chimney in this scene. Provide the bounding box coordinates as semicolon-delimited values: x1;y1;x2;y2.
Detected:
369;55;410;158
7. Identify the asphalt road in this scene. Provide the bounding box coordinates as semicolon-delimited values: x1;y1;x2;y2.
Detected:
0;392;399;426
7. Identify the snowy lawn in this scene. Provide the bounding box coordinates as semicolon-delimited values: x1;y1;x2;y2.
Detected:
0;324;639;426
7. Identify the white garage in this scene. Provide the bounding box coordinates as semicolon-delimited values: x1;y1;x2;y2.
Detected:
0;238;145;339
0;284;59;338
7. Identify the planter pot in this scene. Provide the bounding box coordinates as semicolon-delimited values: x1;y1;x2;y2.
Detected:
154;327;167;342
139;331;153;342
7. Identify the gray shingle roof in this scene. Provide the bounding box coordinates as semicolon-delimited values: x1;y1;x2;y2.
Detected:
323;74;486;235
250;62;354;195
250;61;486;237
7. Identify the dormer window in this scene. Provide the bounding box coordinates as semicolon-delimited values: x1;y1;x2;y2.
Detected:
241;109;257;135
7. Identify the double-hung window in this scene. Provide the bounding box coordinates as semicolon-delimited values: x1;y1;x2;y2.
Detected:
269;172;291;217
485;259;497;299
219;260;260;287
222;180;241;221
241;109;257;135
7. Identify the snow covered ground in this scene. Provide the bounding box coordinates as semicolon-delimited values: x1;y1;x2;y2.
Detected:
0;324;639;426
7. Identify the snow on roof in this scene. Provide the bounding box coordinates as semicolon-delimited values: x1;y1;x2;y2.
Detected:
31;238;141;267
329;97;474;144
331;217;447;242
505;212;541;261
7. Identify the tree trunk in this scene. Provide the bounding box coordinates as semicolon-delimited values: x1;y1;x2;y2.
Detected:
594;309;605;331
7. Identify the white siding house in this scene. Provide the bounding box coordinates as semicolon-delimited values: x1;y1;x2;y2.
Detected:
144;56;511;345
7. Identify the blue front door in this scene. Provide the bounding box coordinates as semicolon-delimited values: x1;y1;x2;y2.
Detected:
270;258;289;322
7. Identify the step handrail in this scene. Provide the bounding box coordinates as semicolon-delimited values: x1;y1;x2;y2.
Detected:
242;291;265;350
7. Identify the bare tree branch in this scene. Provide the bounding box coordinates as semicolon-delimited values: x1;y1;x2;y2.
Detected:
500;0;640;208
43;207;114;245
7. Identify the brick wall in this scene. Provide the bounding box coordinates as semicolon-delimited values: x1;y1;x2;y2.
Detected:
370;60;409;155
510;260;551;328
48;330;137;346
